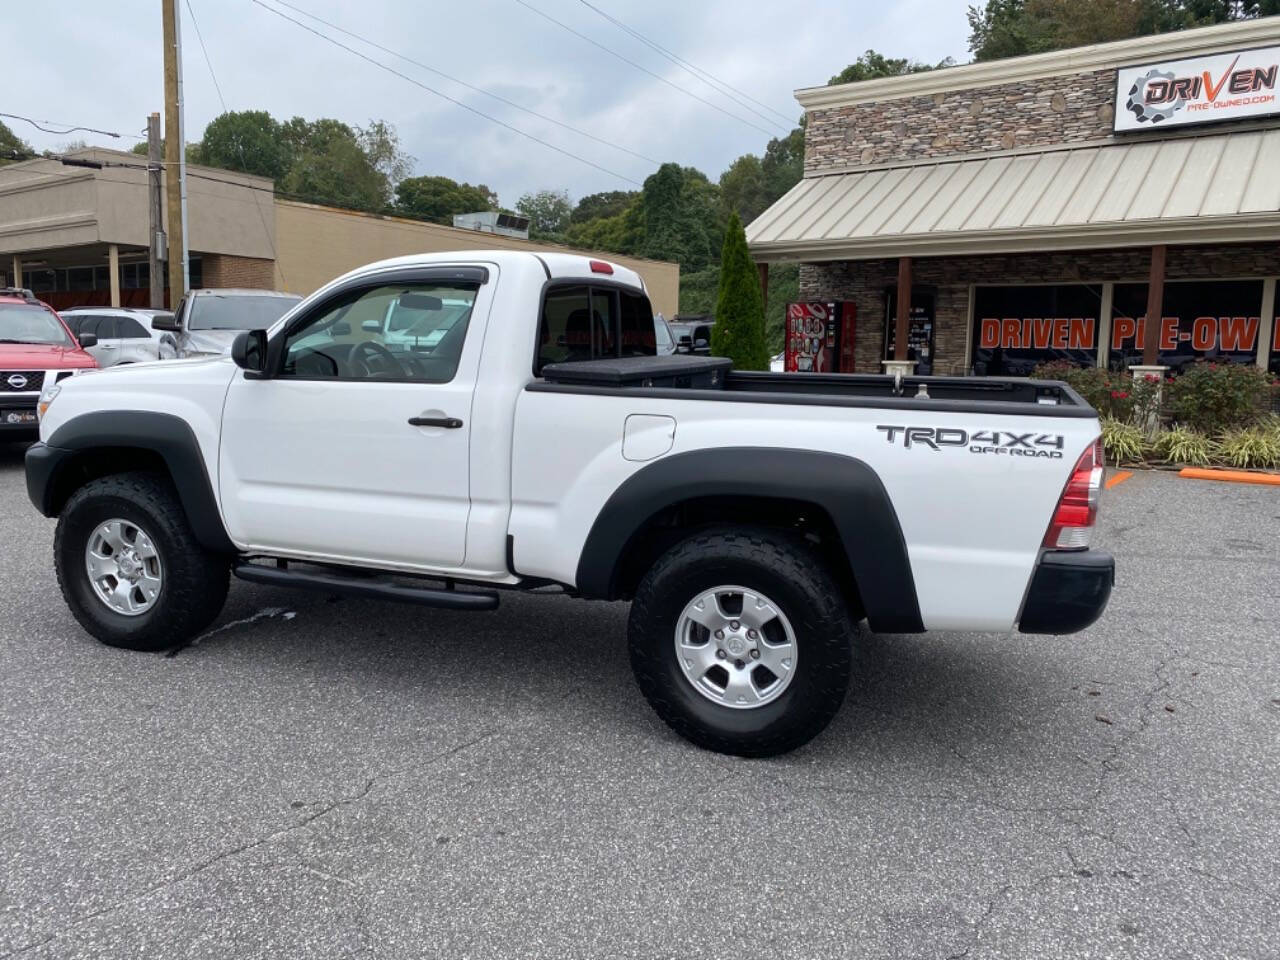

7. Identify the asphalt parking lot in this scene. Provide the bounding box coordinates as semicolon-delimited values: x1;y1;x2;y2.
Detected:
1;442;1277;960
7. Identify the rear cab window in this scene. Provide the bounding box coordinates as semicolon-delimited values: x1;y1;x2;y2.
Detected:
536;282;655;374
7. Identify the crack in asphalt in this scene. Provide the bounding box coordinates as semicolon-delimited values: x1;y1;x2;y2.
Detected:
0;729;498;959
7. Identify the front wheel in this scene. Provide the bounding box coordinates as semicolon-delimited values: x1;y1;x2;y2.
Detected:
54;472;230;651
628;528;855;757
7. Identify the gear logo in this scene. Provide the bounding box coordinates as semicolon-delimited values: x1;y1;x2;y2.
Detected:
1126;68;1184;124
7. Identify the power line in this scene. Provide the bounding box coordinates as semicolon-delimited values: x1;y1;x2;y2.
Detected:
184;0;285;285
184;0;228;110
269;0;659;167
0;112;121;139
509;0;780;137
573;0;795;129
251;0;643;187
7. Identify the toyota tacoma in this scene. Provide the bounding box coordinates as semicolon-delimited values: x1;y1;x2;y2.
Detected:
26;252;1114;756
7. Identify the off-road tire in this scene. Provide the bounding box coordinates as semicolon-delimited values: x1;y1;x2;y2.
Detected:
628;527;855;757
54;472;230;651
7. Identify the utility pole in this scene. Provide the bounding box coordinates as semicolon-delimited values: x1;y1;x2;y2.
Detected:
162;0;189;303
147;112;164;310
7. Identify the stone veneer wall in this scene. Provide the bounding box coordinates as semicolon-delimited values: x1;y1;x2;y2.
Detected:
805;69;1118;173
798;244;1280;374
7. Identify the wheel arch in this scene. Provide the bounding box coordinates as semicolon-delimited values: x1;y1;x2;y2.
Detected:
575;447;924;633
26;411;235;554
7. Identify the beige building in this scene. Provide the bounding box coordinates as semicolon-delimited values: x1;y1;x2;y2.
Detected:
0;148;679;316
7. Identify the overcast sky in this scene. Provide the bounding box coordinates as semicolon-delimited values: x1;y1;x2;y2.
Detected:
10;0;968;205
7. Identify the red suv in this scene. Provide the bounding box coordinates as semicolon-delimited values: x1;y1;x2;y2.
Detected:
1;288;98;439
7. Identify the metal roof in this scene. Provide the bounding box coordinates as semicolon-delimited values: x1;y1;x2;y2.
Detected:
746;129;1280;262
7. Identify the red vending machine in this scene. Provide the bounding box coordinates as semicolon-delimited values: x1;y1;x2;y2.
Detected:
784;302;856;373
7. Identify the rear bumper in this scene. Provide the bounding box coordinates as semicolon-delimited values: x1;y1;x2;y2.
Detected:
1018;550;1114;635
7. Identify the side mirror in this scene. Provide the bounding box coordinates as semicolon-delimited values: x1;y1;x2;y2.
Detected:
694;338;708;350
150;314;179;332
77;333;98;349
231;329;267;374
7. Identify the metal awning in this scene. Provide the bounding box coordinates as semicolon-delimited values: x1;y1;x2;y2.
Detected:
746;128;1280;262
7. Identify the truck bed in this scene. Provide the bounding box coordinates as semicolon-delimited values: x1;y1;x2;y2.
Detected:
534;355;1096;418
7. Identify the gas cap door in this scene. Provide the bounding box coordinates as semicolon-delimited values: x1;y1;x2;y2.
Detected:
622;414;676;462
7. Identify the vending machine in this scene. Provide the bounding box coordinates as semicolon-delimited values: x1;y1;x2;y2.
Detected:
784;302;856;373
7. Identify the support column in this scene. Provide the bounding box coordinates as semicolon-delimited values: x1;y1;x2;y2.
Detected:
1097;282;1114;370
883;256;916;378
10;256;20;290
1142;244;1166;367
1257;278;1275;371
108;244;121;307
147;111;165;310
757;262;769;315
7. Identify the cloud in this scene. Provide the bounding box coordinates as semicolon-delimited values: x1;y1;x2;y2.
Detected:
8;0;968;205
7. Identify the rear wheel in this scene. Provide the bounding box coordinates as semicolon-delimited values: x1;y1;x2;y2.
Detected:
55;472;230;651
628;527;855;757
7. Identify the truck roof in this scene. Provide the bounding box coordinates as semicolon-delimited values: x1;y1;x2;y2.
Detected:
326;250;646;296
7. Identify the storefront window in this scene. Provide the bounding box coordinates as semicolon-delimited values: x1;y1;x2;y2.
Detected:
884;290;936;375
971;285;1103;376
1110;280;1265;372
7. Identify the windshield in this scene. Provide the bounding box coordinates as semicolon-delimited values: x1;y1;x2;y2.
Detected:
0;303;72;346
188;294;301;331
654;317;673;350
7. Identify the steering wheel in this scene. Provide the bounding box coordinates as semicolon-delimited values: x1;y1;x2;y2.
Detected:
348;340;402;378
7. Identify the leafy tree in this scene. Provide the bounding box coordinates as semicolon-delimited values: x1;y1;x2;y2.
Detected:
280;116;390;211
130;141;149;156
710;213;770;371
0;121;34;165
195;110;291;181
719;154;770;224
760;127;805;207
358;119;412;189
967;0;1280;61
516;188;574;239
829;49;954;85
636;163;723;271
570;190;636;224
396;175;499;222
563;202;641;254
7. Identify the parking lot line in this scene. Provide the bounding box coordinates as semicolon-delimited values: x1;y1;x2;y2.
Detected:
1105;470;1133;489
1178;467;1280;486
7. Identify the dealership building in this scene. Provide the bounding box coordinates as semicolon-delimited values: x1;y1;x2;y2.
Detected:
750;17;1280;377
0;149;679;316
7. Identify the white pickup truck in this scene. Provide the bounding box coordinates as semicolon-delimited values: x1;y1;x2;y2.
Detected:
26;251;1113;756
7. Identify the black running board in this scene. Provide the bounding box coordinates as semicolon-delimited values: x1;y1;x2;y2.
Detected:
233;562;499;611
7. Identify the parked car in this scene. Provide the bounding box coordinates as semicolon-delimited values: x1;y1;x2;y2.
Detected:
0;287;96;439
60;307;178;367
670;318;714;354
157;288;302;358
654;313;677;356
27;252;1112;757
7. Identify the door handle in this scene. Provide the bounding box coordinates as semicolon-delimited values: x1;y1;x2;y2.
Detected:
408;416;464;429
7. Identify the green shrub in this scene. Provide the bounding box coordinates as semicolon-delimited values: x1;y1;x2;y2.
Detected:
709;212;770;371
1150;425;1212;466
1101;417;1147;465
1165;362;1275;433
1032;362;1161;424
1213;424;1280;469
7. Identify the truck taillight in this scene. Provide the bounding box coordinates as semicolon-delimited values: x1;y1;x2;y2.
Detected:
1044;437;1104;550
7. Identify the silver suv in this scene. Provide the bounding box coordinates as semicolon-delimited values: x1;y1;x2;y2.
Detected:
59;308;179;367
158;289;302;358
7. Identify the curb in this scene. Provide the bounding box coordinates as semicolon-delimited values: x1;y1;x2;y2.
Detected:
1178;467;1280;486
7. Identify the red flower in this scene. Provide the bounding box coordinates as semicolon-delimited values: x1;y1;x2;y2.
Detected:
1110;390;1129;399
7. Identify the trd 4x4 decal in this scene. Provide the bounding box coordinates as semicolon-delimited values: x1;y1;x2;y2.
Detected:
876;426;1065;459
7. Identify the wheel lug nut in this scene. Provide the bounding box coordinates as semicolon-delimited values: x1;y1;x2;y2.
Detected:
734;660;744;669
747;629;758;639
715;629;725;639
716;649;726;659
730;620;740;630
750;649;760;659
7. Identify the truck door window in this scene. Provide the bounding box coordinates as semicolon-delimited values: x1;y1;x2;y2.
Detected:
281;282;478;382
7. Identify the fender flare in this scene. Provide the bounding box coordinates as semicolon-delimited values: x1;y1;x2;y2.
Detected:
574;447;924;633
26;410;235;554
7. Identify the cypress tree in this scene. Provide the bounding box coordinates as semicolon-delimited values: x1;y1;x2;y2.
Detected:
710;213;770;370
